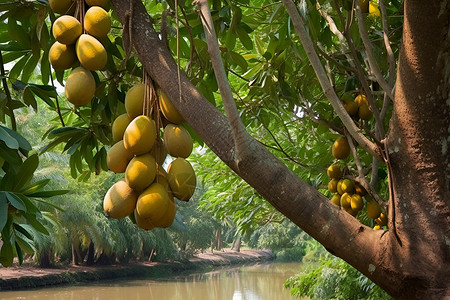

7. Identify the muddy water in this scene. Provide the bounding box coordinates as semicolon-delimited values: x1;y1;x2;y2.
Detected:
0;262;303;300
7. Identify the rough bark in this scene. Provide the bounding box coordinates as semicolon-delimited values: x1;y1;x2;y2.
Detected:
110;0;450;298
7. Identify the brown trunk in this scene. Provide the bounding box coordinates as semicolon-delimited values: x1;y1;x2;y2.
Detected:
382;1;450;298
215;228;222;251
71;237;82;266
110;0;450;298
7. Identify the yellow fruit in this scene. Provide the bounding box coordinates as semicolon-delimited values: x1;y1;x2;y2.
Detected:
343;100;359;116
337;179;344;195
65;67;96;106
330;194;341;206
345;207;358;216
164;124;193;158
125;84;145;119
167;157;196;202
136;183;170;221
85;0;110;9
76;34;107;71
332;136;351;160
151;138;168;166
358;103;373;121
123;115;156;155
125;153;157;191
159;90;184;124
328;179;339;193
327;164;342;179
106;140;134;173
340;193;352;209
369;1;381;18
103;180;137;219
134;209;155;230
367;201;382;219
341;179;355;194
355;94;368;106
152;197;176;228
373;224;381;230
84;6;111;39
354;182;367;196
350;194;363;211
52;15;82;45
112;113;131;142
375;212;388;226
49;0;75;15
49;42;76;70
359;0;369;13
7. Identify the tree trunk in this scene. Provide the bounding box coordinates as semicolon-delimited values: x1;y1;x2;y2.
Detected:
71;237;82;266
110;0;450;298
215;228;222;251
86;241;95;266
231;236;241;252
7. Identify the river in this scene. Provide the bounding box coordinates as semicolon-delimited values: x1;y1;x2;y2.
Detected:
0;262;304;300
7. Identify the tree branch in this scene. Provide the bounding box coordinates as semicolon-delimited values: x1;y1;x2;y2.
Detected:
354;1;394;100
193;0;251;162
281;0;383;161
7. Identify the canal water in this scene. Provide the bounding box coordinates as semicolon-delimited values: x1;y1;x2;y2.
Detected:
0;262;303;300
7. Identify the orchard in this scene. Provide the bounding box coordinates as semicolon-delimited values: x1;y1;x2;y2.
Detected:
0;0;448;299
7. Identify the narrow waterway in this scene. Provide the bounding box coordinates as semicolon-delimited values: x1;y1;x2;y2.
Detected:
0;262;304;300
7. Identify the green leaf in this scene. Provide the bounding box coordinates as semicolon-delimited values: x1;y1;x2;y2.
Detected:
0;126;19;149
19;178;51;195
21;55;39;83
0;238;13;267
0;193;7;232
24;213;49;235
9;52;31;81
28;189;69;198
236;25;253;50
15;241;24;265
13;154;39;191
13;223;33;239
0;124;32;151
23;86;37;110
15;236;35;255
5;192;27;212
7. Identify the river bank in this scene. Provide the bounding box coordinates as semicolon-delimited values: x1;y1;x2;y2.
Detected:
0;249;274;291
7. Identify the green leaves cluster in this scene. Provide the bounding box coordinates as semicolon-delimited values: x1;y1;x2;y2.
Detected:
0;124;67;267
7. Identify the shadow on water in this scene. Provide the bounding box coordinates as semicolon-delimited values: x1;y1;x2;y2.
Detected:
0;262;308;300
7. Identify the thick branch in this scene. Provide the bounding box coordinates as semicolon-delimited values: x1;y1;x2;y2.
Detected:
193;0;250;161
281;0;383;161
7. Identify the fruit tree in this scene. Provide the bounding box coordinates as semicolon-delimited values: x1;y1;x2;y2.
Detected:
0;0;448;298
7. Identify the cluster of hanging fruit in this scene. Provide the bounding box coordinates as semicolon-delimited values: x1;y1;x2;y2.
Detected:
49;0;110;106
104;75;196;230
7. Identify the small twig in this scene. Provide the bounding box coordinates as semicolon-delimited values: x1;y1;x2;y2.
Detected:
354;1;394;100
281;0;382;161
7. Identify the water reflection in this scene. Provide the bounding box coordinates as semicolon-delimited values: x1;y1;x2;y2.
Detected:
0;262;303;300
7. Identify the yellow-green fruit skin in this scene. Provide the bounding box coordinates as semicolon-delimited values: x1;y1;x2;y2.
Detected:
340;193;352;209
85;0;110;9
76;34;107;71
125;84;145;119
159;90;184;124
49;42;76;70
152;197;176;228
167;158;196;202
341;179;355;194
163;124;193;158
123;115;156;156
358;103;373;121
350;194;363;211
65;67;96;106
332;136;351;160
136;183;170;222
103;180;137;219
328;179;339;193
112;113;131;142
367;201;382;219
343;100;358;116
330;194;341;206
106;140;134;173
134;209;155;230
52;16;82;45
125;153;157;191
49;0;75;14
327;164;342;179
84;6;111;39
